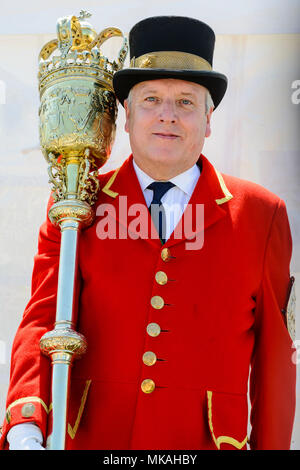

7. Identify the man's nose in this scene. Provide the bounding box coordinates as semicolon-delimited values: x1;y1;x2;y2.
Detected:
158;100;177;123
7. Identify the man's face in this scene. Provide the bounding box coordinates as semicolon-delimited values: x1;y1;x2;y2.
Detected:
124;78;213;179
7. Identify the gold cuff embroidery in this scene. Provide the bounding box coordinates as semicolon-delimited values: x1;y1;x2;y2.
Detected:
207;391;247;450
6;382;91;439
67;380;91;439
6;397;49;423
214;169;233;205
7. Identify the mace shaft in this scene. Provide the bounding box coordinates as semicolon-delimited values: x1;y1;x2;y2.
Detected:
56;222;79;324
40;217;88;450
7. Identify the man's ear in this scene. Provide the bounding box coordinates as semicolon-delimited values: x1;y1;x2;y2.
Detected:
205;107;213;138
124;99;130;134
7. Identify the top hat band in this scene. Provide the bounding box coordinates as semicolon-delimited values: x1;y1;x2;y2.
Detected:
130;51;212;71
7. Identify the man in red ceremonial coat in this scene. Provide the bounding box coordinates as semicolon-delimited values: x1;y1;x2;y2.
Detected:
0;16;296;450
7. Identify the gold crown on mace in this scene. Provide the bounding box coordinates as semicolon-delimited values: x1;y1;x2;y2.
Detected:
38;10;128;94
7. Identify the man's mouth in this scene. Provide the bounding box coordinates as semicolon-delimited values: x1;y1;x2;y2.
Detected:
152;132;179;140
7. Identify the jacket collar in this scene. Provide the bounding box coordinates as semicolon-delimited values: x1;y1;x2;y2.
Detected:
132;158;200;201
99;154;233;248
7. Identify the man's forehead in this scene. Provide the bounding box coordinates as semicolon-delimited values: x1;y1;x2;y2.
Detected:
132;79;207;95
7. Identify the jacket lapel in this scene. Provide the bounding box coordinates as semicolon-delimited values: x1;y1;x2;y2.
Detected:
100;156;161;248
166;154;232;248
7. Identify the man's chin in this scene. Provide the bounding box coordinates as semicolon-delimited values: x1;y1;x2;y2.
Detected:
146;149;182;165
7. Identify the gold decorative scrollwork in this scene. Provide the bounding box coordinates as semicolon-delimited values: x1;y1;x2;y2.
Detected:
48;153;66;202
77;152;100;205
40;328;87;359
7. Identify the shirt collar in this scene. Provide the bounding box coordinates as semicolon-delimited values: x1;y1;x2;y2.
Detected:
133;158;201;197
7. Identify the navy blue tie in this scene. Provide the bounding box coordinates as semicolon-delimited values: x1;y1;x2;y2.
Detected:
147;181;175;244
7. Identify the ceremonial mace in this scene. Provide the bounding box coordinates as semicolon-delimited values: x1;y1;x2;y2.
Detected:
38;11;128;449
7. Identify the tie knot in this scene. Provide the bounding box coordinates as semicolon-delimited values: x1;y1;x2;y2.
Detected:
147;181;175;205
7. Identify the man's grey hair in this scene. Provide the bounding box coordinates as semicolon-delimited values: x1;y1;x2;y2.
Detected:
205;90;214;115
126;86;214;115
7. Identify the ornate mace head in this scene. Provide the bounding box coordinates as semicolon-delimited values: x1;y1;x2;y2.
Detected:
38;11;128;208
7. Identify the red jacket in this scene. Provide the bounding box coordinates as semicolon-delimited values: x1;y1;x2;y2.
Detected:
0;154;296;450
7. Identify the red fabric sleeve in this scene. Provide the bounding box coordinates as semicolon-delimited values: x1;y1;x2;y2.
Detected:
0;195;61;448
249;198;296;449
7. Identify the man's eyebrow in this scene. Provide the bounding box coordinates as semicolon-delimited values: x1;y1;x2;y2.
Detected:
140;89;159;94
139;90;197;97
181;92;195;96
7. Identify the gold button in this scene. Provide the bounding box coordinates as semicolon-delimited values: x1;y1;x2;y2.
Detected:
141;379;155;393
21;403;35;418
143;351;157;366
147;322;161;337
155;271;168;285
151;295;164;309
161;247;171;262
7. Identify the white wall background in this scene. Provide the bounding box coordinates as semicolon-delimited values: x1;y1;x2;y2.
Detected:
0;0;299;449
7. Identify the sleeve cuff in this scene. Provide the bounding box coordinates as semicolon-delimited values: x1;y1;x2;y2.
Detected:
0;397;49;449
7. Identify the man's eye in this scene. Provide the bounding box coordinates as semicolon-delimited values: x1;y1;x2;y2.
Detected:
180;99;192;105
145;96;157;102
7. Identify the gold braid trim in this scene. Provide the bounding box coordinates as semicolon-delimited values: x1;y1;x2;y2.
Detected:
6;397;49;423
207;391;248;450
130;51;212;71
6;382;92;440
214;169;233;205
67;380;92;439
101;167;120;198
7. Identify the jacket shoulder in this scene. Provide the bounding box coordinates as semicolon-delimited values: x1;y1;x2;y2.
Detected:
97;155;131;187
221;172;282;207
98;167;120;186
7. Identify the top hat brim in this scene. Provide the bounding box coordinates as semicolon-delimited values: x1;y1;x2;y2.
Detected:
113;68;228;110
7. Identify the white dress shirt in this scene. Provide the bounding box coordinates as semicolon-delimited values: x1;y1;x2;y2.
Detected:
133;159;200;241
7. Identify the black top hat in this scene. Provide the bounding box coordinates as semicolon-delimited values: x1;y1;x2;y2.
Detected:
113;16;228;109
